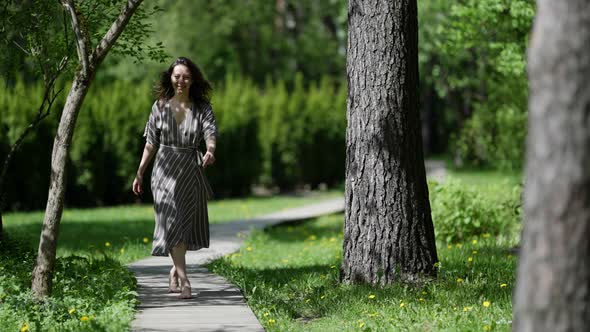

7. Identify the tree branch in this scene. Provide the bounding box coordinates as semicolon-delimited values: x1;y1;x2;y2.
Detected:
91;0;144;66
61;0;90;75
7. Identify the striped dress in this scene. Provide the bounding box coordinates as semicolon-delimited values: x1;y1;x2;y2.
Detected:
143;100;218;256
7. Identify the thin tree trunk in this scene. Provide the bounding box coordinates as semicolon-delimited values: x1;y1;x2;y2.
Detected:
31;74;91;296
340;0;438;285
30;0;144;298
513;1;590;331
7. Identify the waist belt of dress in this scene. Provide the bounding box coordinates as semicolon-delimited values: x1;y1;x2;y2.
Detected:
158;144;214;200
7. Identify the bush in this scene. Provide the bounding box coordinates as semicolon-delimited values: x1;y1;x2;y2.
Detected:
0;235;138;331
429;179;522;243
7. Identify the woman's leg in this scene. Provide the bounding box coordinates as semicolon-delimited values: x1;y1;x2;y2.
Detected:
168;265;180;293
170;242;191;298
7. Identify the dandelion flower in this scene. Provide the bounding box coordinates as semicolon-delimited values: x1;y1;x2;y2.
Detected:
421;291;428;295
419;298;425;302
120;248;125;254
483;233;490;238
483;325;491;331
358;321;365;328
472;250;478;254
268;319;276;325
263;312;269;317
399;302;405;308
80;316;89;322
463;306;472;312
456;243;462;248
246;246;253;251
468;257;473;262
457;278;464;283
447;244;452;249
500;283;508;288
69;308;76;314
20;323;29;332
143;237;149;243
105;242;111;247
472;239;478;245
368;294;376;299
483;301;491;307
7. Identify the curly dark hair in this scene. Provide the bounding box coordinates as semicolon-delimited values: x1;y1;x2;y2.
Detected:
154;57;212;107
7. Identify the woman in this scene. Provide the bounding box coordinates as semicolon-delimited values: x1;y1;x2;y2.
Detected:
132;57;218;299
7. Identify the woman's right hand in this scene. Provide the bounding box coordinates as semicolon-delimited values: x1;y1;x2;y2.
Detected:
132;175;143;196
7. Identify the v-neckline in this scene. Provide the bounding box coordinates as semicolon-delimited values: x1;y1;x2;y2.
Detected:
168;102;193;128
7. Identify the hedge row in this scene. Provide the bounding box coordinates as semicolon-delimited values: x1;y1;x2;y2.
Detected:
0;75;346;210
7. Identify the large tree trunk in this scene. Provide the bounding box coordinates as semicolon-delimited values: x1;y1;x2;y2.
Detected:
513;1;590;331
31;74;91;297
340;0;438;285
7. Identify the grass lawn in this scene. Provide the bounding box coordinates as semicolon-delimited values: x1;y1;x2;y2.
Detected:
0;190;340;332
208;213;518;332
207;170;521;331
3;190;341;264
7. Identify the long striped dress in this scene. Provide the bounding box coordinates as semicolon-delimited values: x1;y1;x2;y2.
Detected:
143;100;218;256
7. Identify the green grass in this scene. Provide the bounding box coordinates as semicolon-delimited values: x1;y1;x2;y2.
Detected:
1;191;340;332
208;213;518;331
446;168;523;193
3;190;341;264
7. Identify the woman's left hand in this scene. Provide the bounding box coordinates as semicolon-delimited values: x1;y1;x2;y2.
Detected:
202;151;215;168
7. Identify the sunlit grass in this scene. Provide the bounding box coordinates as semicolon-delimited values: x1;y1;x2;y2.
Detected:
3;190;341;264
208;213;518;331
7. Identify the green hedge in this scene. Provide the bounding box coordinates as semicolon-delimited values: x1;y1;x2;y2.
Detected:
0;76;346;210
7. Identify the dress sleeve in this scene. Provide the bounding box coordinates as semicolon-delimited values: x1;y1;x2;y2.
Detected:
202;103;218;142
143;101;161;147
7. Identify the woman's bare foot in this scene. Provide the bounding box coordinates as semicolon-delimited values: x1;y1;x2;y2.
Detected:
168;267;180;293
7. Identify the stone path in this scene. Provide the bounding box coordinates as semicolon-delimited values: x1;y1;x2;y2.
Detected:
128;160;446;331
128;198;344;332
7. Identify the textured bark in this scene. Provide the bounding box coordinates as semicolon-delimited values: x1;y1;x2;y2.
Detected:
341;0;438;285
513;1;590;331
31;0;144;298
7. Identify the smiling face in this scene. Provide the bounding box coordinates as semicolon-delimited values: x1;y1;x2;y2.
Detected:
170;64;192;96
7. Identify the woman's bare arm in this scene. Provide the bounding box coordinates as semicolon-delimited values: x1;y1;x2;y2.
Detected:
136;143;157;178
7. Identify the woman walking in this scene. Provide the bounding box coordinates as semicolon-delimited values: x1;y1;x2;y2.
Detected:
132;57;218;299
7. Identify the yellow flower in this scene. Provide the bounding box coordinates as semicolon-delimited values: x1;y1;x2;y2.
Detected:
419;298;425;302
69;308;76;314
282;259;289;263
105;242;111;247
482;233;490;238
368;294;376;299
80;316;89;322
472;239;478;245
263;312;269;317
268;319;276;325
143;237;149;243
472;250;478;254
447;244;452;249
483;325;491;331
455;243;462;248
421;291;428;295
329;237;337;242
246;246;253;251
120;248;125;254
468;257;473;262
307;235;317;241
500;283;508;288
367;312;378;318
483;301;491;307
399;302;405;308
457;278;464;283
20;322;29;332
358;321;365;328
320;295;325;299
463;306;472;312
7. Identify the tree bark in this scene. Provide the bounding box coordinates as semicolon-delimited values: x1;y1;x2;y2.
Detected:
513;1;590;331
340;0;438;285
31;0;144;298
31;74;90;296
